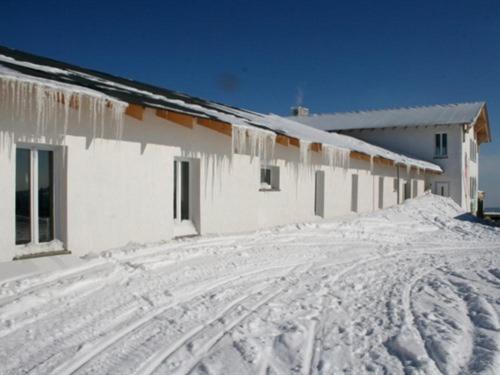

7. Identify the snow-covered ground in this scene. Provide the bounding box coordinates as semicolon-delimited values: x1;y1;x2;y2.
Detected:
0;194;499;374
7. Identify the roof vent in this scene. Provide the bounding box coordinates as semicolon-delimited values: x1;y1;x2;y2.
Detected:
291;106;309;117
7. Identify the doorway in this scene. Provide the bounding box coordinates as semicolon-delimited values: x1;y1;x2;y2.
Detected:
173;158;199;236
435;182;450;197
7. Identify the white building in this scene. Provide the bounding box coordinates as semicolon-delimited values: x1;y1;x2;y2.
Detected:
0;46;442;262
291;103;492;213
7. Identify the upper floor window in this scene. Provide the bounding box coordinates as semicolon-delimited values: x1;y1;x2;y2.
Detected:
470;139;477;162
435;133;448;158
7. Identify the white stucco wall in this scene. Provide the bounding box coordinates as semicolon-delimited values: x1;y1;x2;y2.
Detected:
0;100;433;262
341;125;465;209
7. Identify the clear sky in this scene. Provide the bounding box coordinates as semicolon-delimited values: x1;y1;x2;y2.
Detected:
2;0;500;206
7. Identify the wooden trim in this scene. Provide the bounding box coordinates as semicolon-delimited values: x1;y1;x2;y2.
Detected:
276;135;289;146
156;109;195;128
197;118;232;136
310;143;322;152
125;104;145;121
373;156;394;167
289;137;300;147
350;151;371;161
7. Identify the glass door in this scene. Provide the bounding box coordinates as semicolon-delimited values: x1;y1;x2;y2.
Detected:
15;148;55;245
173;159;190;222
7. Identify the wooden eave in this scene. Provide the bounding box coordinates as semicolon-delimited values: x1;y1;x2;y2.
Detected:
108;101;441;174
472;105;491;145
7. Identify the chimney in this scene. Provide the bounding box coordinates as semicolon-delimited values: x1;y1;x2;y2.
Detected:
291;106;309;117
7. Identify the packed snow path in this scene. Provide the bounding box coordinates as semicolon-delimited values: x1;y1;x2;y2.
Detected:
0;194;499;374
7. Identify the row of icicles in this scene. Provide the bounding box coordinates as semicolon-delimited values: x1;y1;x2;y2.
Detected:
1;76;421;173
0;77;127;143
231;125;351;169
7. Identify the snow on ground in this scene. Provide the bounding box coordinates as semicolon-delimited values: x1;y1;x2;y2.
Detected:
0;194;499;375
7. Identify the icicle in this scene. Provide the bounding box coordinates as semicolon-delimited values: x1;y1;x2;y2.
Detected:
232;125;275;162
322;144;350;169
231;126;247;154
370;155;374;172
406;163;411;176
0;75;126;144
299;140;311;164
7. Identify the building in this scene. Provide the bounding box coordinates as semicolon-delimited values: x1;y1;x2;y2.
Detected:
0;46;441;262
291;103;491;213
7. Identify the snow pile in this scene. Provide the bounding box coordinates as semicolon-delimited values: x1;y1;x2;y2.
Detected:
0;194;498;374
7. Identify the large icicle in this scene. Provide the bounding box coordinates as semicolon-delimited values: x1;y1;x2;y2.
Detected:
0;70;127;143
322;144;350;169
232;125;276;162
299;140;311;164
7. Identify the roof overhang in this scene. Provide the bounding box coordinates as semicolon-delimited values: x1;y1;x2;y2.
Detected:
471;104;492;145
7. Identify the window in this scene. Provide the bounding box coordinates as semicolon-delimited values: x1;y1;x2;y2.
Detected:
470;140;477;162
260;166;280;191
470;177;477;200
393;177;398;192
16;147;56;245
435;133;448;157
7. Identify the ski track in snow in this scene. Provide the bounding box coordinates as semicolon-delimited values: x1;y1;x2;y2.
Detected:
0;194;499;375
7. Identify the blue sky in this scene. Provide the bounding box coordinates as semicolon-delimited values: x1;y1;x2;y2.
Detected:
2;0;500;206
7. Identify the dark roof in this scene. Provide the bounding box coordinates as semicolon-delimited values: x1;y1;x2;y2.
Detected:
0;45;266;125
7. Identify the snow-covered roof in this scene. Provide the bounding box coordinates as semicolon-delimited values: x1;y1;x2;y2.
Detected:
0;45;442;172
290;102;486;131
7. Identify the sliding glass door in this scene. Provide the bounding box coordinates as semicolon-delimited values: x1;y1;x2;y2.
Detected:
15;147;55;245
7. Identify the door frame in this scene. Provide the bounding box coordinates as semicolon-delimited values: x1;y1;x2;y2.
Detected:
173;157;199;237
435;181;450;197
15;143;62;247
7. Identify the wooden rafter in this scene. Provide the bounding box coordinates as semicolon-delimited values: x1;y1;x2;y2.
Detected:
197;118;232;136
310;143;322;152
289;138;300;147
350;151;371;162
276;135;289;146
156;109;195;129
373;156;394;167
125;104;145;121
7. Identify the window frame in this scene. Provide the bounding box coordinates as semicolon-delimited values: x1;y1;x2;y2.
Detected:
259;165;280;192
15;144;60;247
434;133;448;158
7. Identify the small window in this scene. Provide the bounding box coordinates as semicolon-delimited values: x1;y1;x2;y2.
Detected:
260;166;280;191
393;177;398;192
435;133;448;157
470;140;477;162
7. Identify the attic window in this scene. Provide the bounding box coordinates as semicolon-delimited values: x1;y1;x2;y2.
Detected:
260;166;280;191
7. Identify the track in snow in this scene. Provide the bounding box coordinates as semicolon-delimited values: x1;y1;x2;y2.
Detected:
0;194;499;374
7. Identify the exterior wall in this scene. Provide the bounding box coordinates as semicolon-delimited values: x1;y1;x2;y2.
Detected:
462;125;479;213
340;125;465;209
0;101;433;262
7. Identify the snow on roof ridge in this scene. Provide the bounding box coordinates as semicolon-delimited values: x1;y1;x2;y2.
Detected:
310;101;485;118
0;45;442;172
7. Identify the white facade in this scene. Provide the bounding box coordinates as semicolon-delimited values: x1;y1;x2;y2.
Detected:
0;101;429;262
337;124;479;212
